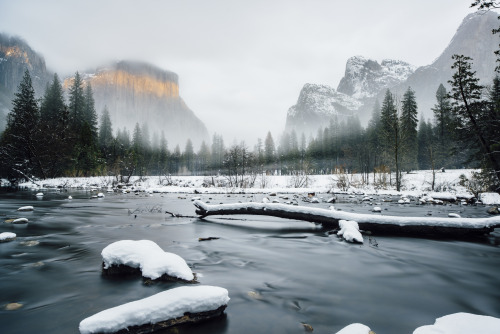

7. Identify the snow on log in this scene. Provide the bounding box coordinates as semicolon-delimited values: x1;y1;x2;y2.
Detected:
413;312;500;334
338;220;363;243
101;240;195;282
79;286;229;334
193;200;500;236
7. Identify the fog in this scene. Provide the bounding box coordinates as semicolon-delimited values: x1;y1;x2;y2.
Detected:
0;0;475;145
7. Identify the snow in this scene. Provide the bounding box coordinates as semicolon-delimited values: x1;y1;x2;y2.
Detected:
14;169;481;200
17;205;34;211
194;200;500;230
335;323;372;334
101;240;194;281
334;313;500;334
0;232;16;241
479;192;500;205
79;285;229;334
12;218;28;224
337;220;363;243
413;312;500;334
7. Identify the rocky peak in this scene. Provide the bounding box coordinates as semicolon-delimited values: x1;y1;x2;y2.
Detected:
285;83;361;136
337;56;416;99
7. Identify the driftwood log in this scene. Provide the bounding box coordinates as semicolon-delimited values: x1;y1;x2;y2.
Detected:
193;200;500;237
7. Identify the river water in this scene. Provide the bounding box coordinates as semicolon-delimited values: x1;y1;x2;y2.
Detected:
1;190;499;334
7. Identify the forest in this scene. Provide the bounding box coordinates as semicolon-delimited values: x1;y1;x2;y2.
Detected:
0;54;499;193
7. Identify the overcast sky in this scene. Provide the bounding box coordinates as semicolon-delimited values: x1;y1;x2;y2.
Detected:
0;0;478;145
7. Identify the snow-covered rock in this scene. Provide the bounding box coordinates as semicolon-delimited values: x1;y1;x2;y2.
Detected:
372;206;382;212
101;240;194;281
479;192;500;205
448;213;461;218
337;220;363;243
0;232;16;242
337;56;416;99
17;206;34;211
335;323;372;334
79;286;229;334
413;312;500;334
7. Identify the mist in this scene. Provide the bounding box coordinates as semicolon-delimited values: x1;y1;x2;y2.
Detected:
0;0;476;146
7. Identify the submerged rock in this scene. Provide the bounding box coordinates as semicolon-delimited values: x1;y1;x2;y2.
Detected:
487;207;499;215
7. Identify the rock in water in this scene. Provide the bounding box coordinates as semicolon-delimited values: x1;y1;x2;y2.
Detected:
487;207;499;215
79;286;229;334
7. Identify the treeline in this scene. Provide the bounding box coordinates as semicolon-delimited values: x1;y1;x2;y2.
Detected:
0;55;499;192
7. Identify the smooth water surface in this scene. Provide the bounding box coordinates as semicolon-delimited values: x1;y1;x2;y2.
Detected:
0;190;499;334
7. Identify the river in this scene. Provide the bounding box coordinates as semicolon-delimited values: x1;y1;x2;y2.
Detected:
1;189;499;334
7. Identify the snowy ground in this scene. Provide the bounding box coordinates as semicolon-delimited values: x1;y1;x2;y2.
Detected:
10;169;496;201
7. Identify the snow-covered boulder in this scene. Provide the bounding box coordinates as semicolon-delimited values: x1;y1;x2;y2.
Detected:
101;240;195;282
413;312;500;334
448;213;461;218
480;192;500;205
335;323;372;334
372;206;382;213
79;286;229;334
17;206;34;212
0;232;16;242
337;220;363;243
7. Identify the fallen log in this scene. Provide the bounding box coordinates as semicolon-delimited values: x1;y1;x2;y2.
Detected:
193;200;500;237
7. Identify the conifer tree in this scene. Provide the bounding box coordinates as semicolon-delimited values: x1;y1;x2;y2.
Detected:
98;106;114;167
264;131;276;166
379;89;402;190
0;69;45;181
400;87;419;171
448;54;500;184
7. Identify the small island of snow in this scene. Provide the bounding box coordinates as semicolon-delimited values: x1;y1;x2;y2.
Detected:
79;285;229;334
0;232;16;242
101;240;194;282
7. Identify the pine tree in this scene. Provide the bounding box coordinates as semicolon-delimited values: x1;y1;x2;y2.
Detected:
183;139;194;173
379;89;402;190
264;131;275;166
400;87;419;171
448;54;500;184
98;106;114;166
68;72;85;132
0;69;45;181
83;83;98;142
432;84;454;167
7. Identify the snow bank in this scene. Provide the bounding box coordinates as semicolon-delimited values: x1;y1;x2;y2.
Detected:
102;240;194;281
338;220;363;243
0;232;16;242
79;286;229;334
413;312;500;334
480;192;500;205
15;169;478;198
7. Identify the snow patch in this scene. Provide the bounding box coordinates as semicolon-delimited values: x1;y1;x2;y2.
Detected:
338;220;363;243
413;312;500;334
479;192;500;205
102;240;194;281
79;286;229;334
335;323;372;334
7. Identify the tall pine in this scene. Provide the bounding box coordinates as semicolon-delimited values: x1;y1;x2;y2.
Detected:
400;87;418;171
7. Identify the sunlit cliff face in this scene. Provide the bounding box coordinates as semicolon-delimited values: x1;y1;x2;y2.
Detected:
91;70;179;98
0;46;30;65
63;69;179;98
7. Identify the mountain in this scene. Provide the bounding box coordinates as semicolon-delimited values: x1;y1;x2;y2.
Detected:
285;83;362;135
285;10;499;135
337;57;416;99
0;34;51;131
64;61;209;148
0;33;209;148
